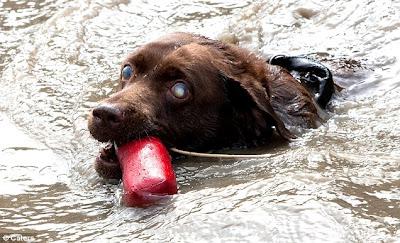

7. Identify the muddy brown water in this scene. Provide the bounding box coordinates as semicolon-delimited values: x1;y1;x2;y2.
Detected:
0;0;399;242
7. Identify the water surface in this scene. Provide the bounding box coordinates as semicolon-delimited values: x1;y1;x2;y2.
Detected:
0;0;399;242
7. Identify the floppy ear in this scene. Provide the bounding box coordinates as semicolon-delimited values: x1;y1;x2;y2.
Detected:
265;65;321;129
222;73;295;140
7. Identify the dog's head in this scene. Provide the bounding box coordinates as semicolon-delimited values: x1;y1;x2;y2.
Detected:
88;33;292;151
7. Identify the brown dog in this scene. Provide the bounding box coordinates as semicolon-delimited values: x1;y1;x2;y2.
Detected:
88;33;323;179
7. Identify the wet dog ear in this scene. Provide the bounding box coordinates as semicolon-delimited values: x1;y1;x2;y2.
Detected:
221;72;295;140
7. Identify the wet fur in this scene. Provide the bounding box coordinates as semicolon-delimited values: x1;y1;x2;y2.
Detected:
88;33;321;178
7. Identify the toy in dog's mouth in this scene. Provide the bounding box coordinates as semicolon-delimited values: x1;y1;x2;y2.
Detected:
96;137;178;207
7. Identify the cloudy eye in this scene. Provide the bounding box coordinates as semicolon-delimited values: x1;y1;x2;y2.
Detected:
121;65;133;80
171;82;189;99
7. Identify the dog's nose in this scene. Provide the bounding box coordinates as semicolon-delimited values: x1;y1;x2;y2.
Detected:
92;104;123;127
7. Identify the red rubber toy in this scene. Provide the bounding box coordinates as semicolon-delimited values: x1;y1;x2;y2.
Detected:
116;137;177;207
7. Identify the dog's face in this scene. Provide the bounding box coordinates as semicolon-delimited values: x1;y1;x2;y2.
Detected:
89;35;236;150
88;33;296;152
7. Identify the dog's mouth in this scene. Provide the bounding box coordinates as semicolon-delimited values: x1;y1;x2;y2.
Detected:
94;142;121;179
99;142;118;162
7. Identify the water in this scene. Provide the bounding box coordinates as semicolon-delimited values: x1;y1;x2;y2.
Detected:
0;0;399;242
